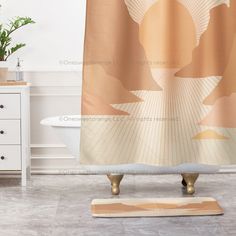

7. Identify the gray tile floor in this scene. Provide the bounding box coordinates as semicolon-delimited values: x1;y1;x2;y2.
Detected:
0;174;235;236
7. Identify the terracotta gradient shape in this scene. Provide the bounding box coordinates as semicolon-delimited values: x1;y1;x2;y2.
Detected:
84;0;161;91
204;35;236;105
139;0;197;68
83;65;142;104
176;1;236;78
200;93;236;128
82;91;129;116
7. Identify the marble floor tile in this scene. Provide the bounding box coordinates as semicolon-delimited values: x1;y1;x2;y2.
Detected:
0;174;235;236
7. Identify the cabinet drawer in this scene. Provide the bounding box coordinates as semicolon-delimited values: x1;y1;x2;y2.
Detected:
0;145;21;170
0;94;21;119
0;120;21;144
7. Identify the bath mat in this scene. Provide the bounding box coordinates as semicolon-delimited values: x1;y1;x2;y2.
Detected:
91;197;223;217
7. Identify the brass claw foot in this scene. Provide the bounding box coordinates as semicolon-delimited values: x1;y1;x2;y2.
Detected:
107;174;124;195
181;173;199;195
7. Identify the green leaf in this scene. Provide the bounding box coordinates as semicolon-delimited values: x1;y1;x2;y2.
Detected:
0;16;35;60
5;43;26;60
11;43;26;53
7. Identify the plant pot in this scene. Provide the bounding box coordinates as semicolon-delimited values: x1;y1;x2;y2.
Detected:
0;61;9;82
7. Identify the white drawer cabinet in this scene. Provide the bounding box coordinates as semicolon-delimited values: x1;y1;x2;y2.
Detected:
0;94;20;119
0;120;21;144
0;146;21;170
0;85;31;186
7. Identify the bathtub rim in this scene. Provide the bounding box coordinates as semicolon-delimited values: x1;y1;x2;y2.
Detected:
40;115;81;128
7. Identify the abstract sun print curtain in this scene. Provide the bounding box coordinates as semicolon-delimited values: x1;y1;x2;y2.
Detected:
80;0;236;166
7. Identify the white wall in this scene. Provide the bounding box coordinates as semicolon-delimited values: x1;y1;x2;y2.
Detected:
1;0;85;172
0;0;86;71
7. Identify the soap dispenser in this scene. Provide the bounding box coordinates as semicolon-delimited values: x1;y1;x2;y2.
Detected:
16;58;24;81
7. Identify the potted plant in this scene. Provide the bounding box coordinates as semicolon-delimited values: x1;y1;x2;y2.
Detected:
0;17;35;81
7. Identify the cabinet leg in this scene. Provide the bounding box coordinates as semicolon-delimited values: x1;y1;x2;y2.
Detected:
26;166;31;180
107;174;124;195
21;171;27;187
21;166;30;187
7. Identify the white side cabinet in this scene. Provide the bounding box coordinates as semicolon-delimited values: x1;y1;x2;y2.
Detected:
0;84;31;186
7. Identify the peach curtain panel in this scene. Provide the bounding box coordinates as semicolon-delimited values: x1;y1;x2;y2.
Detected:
80;0;236;166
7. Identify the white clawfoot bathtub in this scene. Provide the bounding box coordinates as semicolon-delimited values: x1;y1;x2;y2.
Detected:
40;115;219;174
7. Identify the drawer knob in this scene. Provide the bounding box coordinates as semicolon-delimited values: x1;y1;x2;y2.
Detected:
1;156;5;160
0;105;4;109
0;130;4;134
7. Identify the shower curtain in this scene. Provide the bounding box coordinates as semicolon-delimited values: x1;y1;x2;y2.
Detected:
80;0;236;166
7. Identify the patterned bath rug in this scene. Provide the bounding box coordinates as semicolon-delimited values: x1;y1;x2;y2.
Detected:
91;197;223;218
